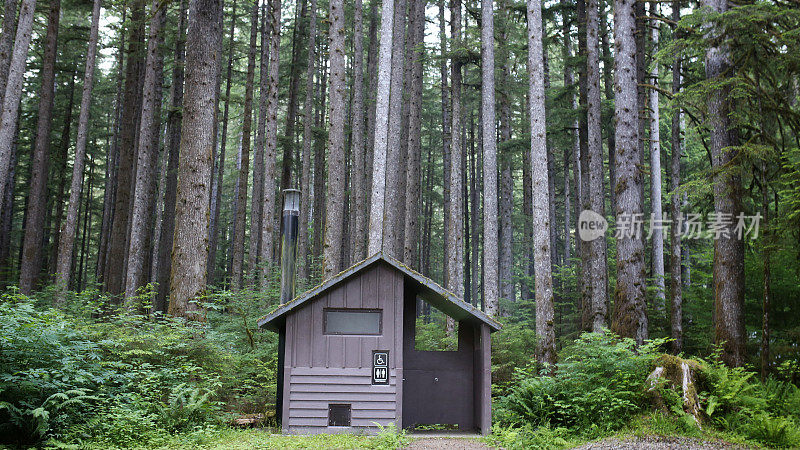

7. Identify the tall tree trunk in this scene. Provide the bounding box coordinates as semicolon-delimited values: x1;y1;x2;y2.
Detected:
635;0;646;221
312;59;327;271
382;0;407;260
396;0;416;261
669;0;683;353
281;0;308;190
544;44;557;285
50;73;77;277
528;0;555;366
422;128;434;276
447;0;464;299
19;0;60;293
760;163;771;379
498;0;516;307
0;0;18;282
439;0;450;284
367;0;396;256
576;0;590;330
230;0;259;290
125;0;166;303
72;162;87;290
168;0;222;318
561;3;574;280
297;0;317;280
364;0;378;222
0;0;18;105
259;0;281;281
499;151;513;304
76;160;93;291
469;109;479;306
97;11;126;284
601;12;616;215
611;0;648;343
704;0;744;366
585;0;608;331
54;0;101;300
207;0;237;285
322;0;346;278
249;3;268;278
403;0;424;269
154;0;186;312
0;0;35;221
351;0;367;263
481;0;499;316
106;0;146;295
649;2;665;314
461;118;469;302
0;127;16;284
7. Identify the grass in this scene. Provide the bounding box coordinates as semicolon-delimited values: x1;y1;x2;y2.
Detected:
155;429;382;450
71;424;412;450
484;412;768;450
62;413;766;449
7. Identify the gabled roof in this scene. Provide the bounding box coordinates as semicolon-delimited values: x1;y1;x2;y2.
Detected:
257;252;502;332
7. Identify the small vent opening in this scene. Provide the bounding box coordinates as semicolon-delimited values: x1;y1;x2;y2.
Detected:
328;403;351;427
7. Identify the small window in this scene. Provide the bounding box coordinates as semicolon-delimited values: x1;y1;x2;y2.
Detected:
328;403;351;427
324;309;382;335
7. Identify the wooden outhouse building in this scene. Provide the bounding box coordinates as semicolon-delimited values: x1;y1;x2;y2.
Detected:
257;253;501;435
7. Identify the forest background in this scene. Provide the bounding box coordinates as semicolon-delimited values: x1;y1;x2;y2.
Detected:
1;0;800;446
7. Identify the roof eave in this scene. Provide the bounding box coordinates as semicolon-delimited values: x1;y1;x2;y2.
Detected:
257;252;502;332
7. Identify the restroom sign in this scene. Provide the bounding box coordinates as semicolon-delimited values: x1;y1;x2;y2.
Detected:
372;351;389;385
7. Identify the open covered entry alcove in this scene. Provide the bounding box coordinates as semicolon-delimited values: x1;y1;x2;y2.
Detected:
257;253;501;435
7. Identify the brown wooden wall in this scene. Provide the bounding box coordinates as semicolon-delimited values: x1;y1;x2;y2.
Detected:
282;262;405;433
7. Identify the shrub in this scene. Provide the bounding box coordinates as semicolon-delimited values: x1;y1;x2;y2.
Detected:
0;287;278;445
373;422;411;450
496;331;666;433
486;423;578;450
0;294;107;443
697;355;800;447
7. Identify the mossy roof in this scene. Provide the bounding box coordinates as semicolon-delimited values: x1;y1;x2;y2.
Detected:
257;252;502;332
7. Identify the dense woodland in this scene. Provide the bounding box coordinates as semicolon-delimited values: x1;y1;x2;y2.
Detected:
1;0;800;445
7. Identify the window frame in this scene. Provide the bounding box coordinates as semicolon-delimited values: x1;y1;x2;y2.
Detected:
323;308;383;336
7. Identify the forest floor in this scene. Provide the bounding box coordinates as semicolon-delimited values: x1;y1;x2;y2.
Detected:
401;435;749;449
402;436;491;449
567;435;751;449
140;428;754;449
400;435;747;449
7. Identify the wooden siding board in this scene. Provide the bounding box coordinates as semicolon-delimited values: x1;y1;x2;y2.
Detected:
290;384;397;394
290;367;397;377
287;418;395;427
288;409;328;418
289;392;397;402
289;400;396;410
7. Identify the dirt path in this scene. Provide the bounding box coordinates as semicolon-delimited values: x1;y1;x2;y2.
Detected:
401;435;749;449
403;437;492;449
568;435;751;449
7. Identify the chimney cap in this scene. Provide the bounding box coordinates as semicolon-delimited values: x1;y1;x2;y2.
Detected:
283;189;301;212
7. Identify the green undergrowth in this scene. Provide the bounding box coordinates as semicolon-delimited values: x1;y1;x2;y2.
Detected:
62;423;411;450
490;331;800;449
3;287;799;449
0;286;280;447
